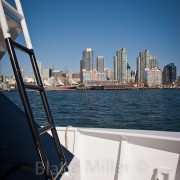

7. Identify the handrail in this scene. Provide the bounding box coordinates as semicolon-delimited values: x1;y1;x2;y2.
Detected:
2;0;23;20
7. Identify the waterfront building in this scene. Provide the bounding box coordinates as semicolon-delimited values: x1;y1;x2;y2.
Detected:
80;59;85;82
85;80;118;86
104;68;111;80
95;69;106;81
126;63;136;83
162;63;176;85
116;48;127;83
136;57;140;82
80;48;94;82
82;48;94;71
144;67;162;87
97;56;104;72
127;63;131;83
131;71;136;82
37;60;43;76
81;69;94;83
42;68;53;79
113;55;117;80
136;49;150;82
82;69;106;84
110;70;114;80
150;55;159;69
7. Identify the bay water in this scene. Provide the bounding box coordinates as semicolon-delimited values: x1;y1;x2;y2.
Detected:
3;89;180;132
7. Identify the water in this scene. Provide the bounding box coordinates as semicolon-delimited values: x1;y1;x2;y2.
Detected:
3;90;180;132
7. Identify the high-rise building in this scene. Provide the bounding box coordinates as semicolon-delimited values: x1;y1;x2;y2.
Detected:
80;59;85;83
80;48;94;82
116;48;127;83
37;60;43;76
162;63;176;85
82;48;94;71
131;71;136;82
127;63;131;83
113;55;117;80
96;56;104;72
136;49;151;82
150;55;159;69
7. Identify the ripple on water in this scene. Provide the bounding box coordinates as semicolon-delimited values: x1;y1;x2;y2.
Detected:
2;90;180;132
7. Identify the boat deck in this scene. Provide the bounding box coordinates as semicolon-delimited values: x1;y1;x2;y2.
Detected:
0;92;74;179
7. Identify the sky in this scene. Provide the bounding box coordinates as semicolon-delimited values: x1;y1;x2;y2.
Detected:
1;0;180;76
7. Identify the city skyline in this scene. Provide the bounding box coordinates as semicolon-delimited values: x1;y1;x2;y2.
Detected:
0;0;180;76
1;47;179;78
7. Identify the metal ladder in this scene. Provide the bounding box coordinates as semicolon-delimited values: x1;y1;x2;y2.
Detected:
0;0;68;179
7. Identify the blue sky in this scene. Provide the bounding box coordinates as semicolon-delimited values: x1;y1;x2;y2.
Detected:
1;0;180;76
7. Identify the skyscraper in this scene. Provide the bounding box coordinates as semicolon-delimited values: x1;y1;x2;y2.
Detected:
96;56;104;72
115;48;127;83
136;49;150;82
80;59;85;82
162;63;176;85
127;63;131;83
150;55;159;69
80;48;94;82
82;48;94;71
113;55;117;80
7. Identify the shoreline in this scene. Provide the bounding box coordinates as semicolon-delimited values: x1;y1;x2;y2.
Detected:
1;87;180;92
77;86;180;90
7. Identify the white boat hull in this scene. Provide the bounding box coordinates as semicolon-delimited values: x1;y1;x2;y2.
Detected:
57;127;180;180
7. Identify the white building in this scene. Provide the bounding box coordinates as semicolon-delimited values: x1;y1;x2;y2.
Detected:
104;68;111;80
144;67;162;87
82;69;106;85
42;68;52;79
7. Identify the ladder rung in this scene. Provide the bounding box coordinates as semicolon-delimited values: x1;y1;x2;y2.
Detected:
13;41;33;54
38;124;55;135
25;84;44;90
